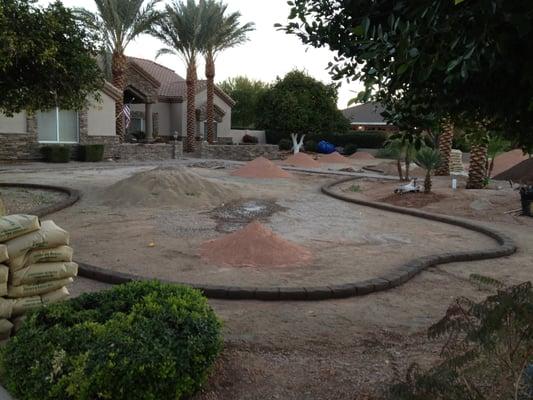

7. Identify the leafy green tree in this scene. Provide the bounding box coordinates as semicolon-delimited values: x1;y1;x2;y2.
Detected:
282;0;533;149
219;76;269;129
76;0;161;141
257;70;349;139
0;0;103;116
201;0;254;143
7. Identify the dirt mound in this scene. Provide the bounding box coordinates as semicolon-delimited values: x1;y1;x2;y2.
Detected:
200;221;313;268
491;149;529;177
493;158;533;184
351;152;375;160
319;152;351;164
231;157;292;179
282;152;321;168
102;166;238;208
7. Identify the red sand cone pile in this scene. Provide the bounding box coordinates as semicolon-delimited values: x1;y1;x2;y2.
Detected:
200;221;313;268
350;152;375;160
490;149;529;177
283;152;321;168
493;158;533;184
319;151;351;164
231;157;292;179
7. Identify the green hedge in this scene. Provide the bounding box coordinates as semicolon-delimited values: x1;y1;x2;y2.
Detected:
0;281;222;400
78;144;105;162
40;145;71;163
266;130;388;149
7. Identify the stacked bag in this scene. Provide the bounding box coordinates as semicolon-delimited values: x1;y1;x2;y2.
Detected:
0;215;77;340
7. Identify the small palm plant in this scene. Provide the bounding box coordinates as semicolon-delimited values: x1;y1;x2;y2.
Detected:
415;147;441;193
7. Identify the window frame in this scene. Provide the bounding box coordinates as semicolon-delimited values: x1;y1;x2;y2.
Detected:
38;107;80;144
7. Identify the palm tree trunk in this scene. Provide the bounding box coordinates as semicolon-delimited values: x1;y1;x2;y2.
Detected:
466;144;488;189
405;153;410;181
205;54;216;144
435;121;454;176
396;159;404;181
185;61;197;152
424;171;432;193
112;51;127;142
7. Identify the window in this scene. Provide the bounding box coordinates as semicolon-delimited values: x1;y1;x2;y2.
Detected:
128;117;144;134
37;108;78;143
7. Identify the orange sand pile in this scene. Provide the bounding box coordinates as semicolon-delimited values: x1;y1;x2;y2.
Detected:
283;152;321;168
200;221;313;268
350;152;375;160
231;157;292;179
319;151;351;164
490;149;529;177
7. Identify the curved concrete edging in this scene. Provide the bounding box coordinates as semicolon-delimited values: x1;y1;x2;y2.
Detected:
3;178;517;301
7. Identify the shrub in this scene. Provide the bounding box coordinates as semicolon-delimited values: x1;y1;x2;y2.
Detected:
349;131;388;148
278;138;292;151
0;281;222;400
376;146;401;159
304;139;317;152
242;134;259;144
78;144;105;162
343;143;358;155
265;129;286;144
40;145;71;163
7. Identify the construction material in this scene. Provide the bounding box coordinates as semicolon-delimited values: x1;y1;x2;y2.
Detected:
200;220;312;268
231;157;292;179
7;277;73;298
493;158;533;185
0;245;8;264
0;319;13;340
8;245;73;272
491;149;529;177
282;152;321;168
5;220;69;259
11;287;70;316
449;149;467;176
11;262;78;286
319;152;351;164
350;152;375;160
0;215;40;242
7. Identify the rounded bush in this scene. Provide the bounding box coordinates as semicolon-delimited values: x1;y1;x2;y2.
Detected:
304;140;317;152
242;134;259;144
343;143;358;155
0;281;222;400
40;145;71;163
278;138;292;151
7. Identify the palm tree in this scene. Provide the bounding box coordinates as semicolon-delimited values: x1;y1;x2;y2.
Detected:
435;120;454;176
152;0;206;152
76;0;161;142
384;137;417;181
201;0;254;144
415;147;441;193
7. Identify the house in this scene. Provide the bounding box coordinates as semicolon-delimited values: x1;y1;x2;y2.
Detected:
0;57;234;160
342;102;397;132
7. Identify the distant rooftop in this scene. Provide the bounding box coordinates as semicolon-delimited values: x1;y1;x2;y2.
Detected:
342;102;387;125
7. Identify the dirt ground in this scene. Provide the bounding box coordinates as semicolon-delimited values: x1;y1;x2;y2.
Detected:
1;159;532;400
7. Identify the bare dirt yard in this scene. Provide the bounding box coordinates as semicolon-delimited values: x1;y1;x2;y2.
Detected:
1;159;532;400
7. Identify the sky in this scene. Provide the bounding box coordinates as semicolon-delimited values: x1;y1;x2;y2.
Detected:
37;0;362;109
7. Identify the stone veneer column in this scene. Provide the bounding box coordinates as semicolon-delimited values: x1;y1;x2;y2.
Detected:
26;113;38;138
78;109;88;143
145;103;153;141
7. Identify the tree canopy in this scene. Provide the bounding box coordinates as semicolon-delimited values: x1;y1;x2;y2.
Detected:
0;0;104;116
257;70;349;137
282;0;533;149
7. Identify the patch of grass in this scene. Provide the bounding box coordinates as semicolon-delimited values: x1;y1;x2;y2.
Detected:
347;184;362;193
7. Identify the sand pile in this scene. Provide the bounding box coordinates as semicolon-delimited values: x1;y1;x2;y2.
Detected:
319;152;351;164
231;157;292;179
200;221;313;268
350;152;375;160
490;149;529;177
282;152;321;168
493;158;533;184
102;166;237;208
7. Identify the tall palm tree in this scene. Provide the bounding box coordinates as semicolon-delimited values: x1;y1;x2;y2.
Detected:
76;0;161;142
465;122;489;189
201;0;254;144
435;120;454;176
152;0;206;152
415;147;441;193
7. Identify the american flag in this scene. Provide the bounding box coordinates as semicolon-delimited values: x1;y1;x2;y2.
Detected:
123;104;131;129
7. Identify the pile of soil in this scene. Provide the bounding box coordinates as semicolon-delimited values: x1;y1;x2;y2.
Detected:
493;158;533;184
351;152;375;160
282;152;321;168
491;149;529;177
231;157;292;179
102;166;238;208
199;221;313;268
319;152;351;164
379;192;446;208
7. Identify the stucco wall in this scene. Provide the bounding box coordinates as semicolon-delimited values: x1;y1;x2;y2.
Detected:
87;92;116;137
225;129;266;144
181;90;233;139
131;102;173;137
0;112;27;134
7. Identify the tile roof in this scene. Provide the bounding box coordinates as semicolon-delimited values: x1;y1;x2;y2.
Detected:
342;102;387;124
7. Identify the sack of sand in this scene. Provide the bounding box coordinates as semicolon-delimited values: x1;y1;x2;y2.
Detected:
4;220;69;260
0;265;8;297
8;245;73;272
10;287;70;317
0;215;40;243
11;261;78;286
7;277;73;299
0;319;13;340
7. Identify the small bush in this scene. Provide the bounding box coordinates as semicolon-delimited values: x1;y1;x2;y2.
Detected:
265;129;286;144
78;144;105;162
0;281;222;400
40;145;71;163
242;134;259;144
304;139;317;152
376;146;401;159
278;138;292;151
343;143;358;155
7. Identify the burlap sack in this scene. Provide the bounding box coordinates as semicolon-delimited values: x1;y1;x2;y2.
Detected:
11;315;26;334
41;286;70;304
0;265;8;283
7;277;73;298
11;262;77;286
8;245;73;271
11;287;70;316
0;319;13;340
0;298;13;319
0;214;40;242
0;281;6;297
5;220;69;260
0;244;8;263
